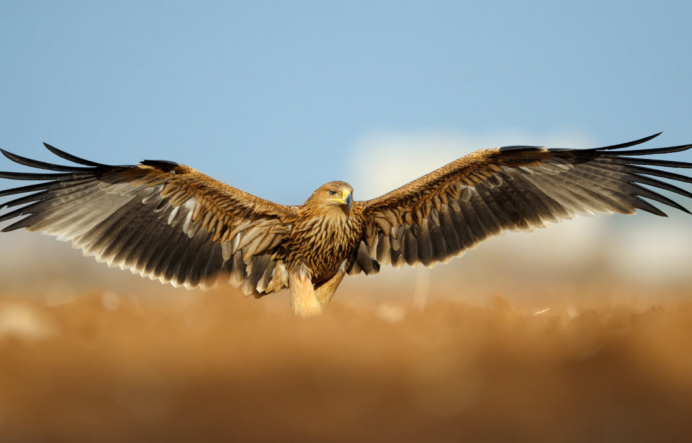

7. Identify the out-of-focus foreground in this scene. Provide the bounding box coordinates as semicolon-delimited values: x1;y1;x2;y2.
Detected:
2;287;692;442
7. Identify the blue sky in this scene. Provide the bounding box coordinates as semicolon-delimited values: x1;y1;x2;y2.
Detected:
1;0;691;204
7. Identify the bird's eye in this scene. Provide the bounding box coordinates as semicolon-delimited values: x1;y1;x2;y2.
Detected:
328;190;337;196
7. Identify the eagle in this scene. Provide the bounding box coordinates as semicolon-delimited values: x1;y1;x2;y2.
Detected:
1;133;691;316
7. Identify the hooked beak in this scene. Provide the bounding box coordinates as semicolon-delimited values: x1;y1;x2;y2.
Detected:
331;190;353;213
343;191;353;212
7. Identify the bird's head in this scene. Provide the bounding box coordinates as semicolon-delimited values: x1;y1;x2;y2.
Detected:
308;181;354;216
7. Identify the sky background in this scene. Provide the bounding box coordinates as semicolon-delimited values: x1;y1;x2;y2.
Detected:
1;1;691;301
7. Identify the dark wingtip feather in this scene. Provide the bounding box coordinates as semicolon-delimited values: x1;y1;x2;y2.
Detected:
0;182;58;198
1;148;92;172
617;157;692;169
596;133;662;151
43;143;107;167
605;143;692;157
0;171;72;180
0;149;15;161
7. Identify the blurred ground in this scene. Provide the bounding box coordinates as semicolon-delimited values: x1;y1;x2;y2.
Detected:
1;285;692;443
1;218;692;442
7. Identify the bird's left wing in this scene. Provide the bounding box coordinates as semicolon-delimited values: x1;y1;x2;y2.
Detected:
349;133;692;275
0;144;299;294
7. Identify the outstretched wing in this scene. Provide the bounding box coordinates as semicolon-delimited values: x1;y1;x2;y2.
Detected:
349;133;692;274
0;144;298;294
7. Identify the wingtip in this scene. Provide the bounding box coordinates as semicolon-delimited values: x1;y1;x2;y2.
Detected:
629;132;663;145
43;142;58;152
597;132;665;151
41;142;107;167
1;148;24;162
43;142;60;155
646;132;663;142
0;148;29;164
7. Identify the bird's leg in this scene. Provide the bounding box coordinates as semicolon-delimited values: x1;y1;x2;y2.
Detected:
288;267;322;318
314;270;346;310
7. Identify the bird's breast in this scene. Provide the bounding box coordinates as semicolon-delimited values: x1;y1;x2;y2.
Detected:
286;214;363;284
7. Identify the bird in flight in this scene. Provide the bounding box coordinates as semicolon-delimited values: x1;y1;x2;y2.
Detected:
1;133;691;316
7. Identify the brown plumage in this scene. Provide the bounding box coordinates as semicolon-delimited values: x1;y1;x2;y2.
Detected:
1;133;691;316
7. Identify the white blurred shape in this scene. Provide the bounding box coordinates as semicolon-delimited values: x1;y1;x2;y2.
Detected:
375;303;406;323
0;302;58;341
101;291;121;311
607;217;692;284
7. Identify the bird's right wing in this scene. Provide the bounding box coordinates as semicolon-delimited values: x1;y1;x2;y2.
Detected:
0;144;298;294
349;134;692;275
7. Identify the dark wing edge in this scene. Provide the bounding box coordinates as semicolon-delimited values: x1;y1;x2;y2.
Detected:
0;144;297;295
348;134;692;275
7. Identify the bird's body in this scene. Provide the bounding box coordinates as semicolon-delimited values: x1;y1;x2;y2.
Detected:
279;182;364;315
287;182;362;285
1;133;691;316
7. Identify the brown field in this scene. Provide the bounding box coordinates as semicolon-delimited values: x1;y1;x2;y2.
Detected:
1;284;692;443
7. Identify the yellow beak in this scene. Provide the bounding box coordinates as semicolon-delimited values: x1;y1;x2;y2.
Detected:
331;191;353;212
